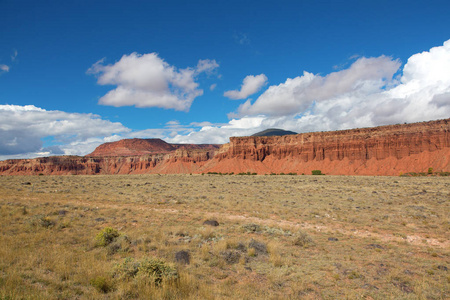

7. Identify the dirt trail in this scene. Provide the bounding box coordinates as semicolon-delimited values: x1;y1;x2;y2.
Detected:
201;210;448;248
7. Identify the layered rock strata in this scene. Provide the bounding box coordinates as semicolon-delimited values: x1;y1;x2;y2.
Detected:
211;119;450;175
0;118;448;176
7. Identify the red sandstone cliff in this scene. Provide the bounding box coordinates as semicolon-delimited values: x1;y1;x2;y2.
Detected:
86;138;219;157
0;118;449;176
208;119;450;175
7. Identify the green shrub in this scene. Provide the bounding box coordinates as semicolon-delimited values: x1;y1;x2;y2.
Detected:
428;167;433;174
95;227;120;246
113;257;178;285
311;170;323;175
29;215;55;228
90;276;113;293
139;258;178;284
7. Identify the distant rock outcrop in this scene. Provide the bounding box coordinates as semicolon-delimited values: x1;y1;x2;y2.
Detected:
87;138;219;157
0;119;448;176
210;119;450;175
252;128;297;137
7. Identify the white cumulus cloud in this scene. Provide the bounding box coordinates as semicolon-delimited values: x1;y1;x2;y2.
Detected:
236;56;400;116
228;39;450;133
224;74;268;100
171;39;450;144
0;105;130;160
168;116;267;144
196;59;219;74
88;53;218;111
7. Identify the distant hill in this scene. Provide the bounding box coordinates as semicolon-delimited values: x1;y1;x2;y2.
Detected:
252;128;298;137
87;138;220;157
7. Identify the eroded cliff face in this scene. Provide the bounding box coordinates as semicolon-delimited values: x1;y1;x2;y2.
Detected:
209;119;450;175
0;149;216;175
1;119;449;175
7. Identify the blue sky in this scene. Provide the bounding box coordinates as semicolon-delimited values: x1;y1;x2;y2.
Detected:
1;0;450;159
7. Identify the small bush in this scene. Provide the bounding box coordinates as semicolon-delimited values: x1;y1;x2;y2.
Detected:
248;239;268;255
175;250;190;265
292;231;314;247
29;215;55;228
220;250;241;265
428;167;433;174
95;227;120;246
107;235;131;255
242;223;261;233
311;170;323;175
113;257;140;279
90;276;113;293
139;258;178;284
114;257;178;285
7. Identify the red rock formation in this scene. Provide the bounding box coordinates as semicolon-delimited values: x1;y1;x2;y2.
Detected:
87;138;173;156
209;119;450;175
0;119;448;176
87;138;220;157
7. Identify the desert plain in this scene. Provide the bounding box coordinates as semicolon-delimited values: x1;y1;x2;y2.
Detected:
0;174;448;299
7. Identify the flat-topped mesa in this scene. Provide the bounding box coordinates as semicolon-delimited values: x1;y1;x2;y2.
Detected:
87;138;176;157
207;118;450;175
217;119;450;162
87;138;221;157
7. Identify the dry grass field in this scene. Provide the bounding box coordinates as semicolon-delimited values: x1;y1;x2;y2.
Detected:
0;174;448;299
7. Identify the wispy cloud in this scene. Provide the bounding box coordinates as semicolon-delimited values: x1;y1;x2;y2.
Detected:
0;50;18;74
233;32;250;45
11;50;18;61
0;65;10;72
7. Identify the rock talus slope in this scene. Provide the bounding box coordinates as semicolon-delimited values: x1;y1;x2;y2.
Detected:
0;119;448;175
